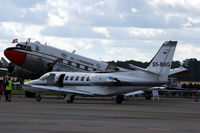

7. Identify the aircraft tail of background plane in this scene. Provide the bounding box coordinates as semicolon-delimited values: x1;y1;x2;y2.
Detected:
146;41;177;81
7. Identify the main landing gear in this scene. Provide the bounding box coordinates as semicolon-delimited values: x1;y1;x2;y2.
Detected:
65;94;75;103
35;95;41;102
144;91;152;100
115;95;125;104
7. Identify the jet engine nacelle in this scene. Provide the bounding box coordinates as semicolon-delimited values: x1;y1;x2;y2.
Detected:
90;75;119;85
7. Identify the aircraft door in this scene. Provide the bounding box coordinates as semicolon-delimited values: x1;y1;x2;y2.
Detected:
57;74;65;87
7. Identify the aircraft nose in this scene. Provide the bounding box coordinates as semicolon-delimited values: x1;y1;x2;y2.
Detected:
4;48;27;66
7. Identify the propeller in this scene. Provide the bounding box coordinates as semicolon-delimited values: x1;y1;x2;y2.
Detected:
1;57;9;67
1;57;15;73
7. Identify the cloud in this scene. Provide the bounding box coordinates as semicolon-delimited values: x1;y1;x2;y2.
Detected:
129;28;166;38
0;0;200;63
92;27;110;38
0;22;44;40
149;0;200;28
176;43;200;61
131;8;138;13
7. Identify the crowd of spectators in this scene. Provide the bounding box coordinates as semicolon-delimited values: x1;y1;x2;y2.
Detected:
181;82;200;89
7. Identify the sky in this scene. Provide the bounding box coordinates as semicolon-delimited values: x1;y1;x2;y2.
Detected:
0;0;200;63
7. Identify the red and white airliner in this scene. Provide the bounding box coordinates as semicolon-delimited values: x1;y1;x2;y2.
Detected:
4;39;117;79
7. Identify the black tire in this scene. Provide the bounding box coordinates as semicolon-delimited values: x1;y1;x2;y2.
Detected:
25;91;35;98
35;95;41;102
66;95;74;103
115;95;124;104
144;92;152;100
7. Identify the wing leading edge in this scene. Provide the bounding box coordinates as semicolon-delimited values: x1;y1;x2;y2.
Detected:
24;84;93;96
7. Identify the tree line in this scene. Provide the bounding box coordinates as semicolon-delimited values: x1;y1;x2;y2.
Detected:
1;58;200;81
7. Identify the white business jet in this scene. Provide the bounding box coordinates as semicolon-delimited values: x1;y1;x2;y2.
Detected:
23;41;178;104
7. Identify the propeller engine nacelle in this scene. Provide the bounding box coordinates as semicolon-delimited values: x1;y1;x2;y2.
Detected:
1;57;39;79
9;64;39;79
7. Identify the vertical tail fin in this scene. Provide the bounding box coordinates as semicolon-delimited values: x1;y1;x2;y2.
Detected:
146;41;177;81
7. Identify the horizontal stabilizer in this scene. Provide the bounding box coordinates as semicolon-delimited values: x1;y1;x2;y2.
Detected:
124;90;144;97
129;64;159;75
149;86;167;90
169;66;189;76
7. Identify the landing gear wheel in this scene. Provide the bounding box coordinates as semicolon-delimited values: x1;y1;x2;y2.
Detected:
144;92;152;100
25;91;35;98
66;95;75;103
35;95;41;102
115;95;124;104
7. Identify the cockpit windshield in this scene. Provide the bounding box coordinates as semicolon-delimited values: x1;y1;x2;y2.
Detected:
39;73;49;81
16;44;25;48
16;43;32;51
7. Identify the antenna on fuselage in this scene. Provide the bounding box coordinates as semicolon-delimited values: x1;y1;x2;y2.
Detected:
26;38;31;42
72;50;76;54
26;38;31;45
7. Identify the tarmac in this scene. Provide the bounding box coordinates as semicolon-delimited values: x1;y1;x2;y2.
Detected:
0;95;200;133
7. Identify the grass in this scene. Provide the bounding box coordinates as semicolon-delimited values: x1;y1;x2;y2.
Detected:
11;90;25;95
1;90;25;95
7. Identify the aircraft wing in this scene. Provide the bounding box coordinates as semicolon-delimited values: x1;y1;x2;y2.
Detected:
169;66;189;76
124;90;144;97
24;84;93;96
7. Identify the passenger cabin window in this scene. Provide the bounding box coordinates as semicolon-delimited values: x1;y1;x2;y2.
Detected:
70;76;74;81
85;66;88;71
75;76;79;81
81;77;85;81
86;77;90;81
77;64;80;68
65;76;69;80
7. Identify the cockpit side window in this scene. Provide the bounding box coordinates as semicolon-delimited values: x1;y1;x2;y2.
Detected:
16;44;23;48
40;73;49;81
26;46;32;51
35;45;40;52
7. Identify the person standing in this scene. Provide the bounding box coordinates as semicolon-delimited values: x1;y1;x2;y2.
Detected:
0;80;3;101
3;77;8;101
6;77;12;102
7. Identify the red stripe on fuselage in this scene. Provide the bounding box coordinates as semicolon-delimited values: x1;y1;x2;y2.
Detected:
4;49;27;66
